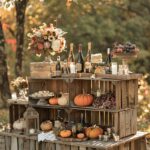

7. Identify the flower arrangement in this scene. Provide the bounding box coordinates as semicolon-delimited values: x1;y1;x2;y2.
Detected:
27;23;67;57
11;77;28;90
0;0;16;10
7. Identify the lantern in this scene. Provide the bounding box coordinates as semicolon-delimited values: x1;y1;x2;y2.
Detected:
23;106;39;135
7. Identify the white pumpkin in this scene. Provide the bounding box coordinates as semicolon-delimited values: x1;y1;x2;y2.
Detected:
58;93;69;106
13;118;26;130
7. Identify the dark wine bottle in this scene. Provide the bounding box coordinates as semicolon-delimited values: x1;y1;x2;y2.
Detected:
76;44;84;73
85;42;92;73
56;56;61;77
105;48;112;74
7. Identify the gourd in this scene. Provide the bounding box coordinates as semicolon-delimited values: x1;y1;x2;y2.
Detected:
74;93;93;107
58;93;68;106
49;97;58;105
13;118;26;130
85;126;103;139
77;133;85;139
40;120;53;132
59;130;72;138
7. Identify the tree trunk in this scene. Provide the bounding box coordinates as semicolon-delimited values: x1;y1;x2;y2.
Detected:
15;0;28;77
0;21;11;107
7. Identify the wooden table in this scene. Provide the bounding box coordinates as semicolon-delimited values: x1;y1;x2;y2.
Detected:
0;131;148;150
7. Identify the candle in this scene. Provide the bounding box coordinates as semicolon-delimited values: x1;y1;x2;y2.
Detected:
29;128;35;134
111;62;118;75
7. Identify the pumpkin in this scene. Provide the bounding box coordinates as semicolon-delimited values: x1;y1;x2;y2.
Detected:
13;118;26;130
59;130;72;138
74;94;93;107
49;97;58;105
85;126;103;139
77;133;85;139
40;120;53;132
58;93;68;106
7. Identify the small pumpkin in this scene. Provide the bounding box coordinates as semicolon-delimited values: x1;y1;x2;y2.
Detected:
40;120;53;132
58;93;69;106
74;94;93;107
13;118;26;130
49;97;58;105
59;130;72;138
85;126;103;139
77;133;85;139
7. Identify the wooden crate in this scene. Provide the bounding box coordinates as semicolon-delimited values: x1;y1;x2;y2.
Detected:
30;62;51;78
69;78;138;109
0;131;147;150
9;103;137;138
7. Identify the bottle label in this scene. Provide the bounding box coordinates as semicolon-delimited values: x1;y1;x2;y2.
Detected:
76;63;82;72
85;62;91;72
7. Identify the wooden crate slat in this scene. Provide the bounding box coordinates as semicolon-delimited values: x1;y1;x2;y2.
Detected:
70;146;78;150
18;138;24;150
11;137;18;150
5;136;11;150
128;80;135;107
115;82;121;109
114;112;119;135
29;140;36;150
23;139;30;150
119;111;125;138
134;80;138;105
125;110;131;136
121;81;127;108
55;143;61;150
0;136;6;150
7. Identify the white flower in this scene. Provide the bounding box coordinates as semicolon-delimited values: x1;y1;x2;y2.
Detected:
51;39;61;52
35;31;42;37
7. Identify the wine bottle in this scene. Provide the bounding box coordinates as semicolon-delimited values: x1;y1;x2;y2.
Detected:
105;48;112;74
76;44;84;73
56;56;61;77
68;43;75;63
85;42;92;73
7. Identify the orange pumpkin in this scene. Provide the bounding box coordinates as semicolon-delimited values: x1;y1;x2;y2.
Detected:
40;120;53;132
49;97;58;105
85;126;103;139
74;94;93;106
77;133;85;139
60;130;72;138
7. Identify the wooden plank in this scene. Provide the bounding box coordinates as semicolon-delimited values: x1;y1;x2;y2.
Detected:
60;144;70;150
79;147;87;150
140;138;147;150
134;139;141;150
119;144;125;150
121;81;127;108
11;137;18;150
18;138;24;150
132;109;137;134
119;111;125;138
45;142;55;150
125;109;131;136
24;139;30;150
114;112;119;135
124;143;130;150
5;136;11;150
134;79;138;105
55;143;61;150
115;82;121;109
0;136;6;150
128;80;135;108
71;146;78;150
30;140;36;150
131;141;135;150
